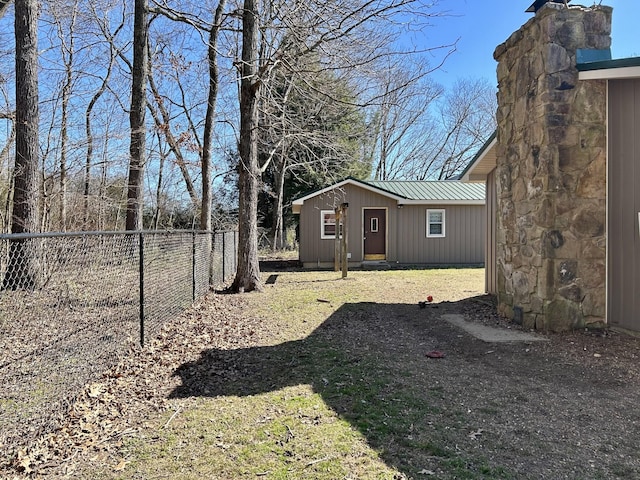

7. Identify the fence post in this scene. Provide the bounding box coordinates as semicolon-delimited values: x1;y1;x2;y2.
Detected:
234;231;238;274
221;232;226;282
192;231;196;302
138;232;145;347
208;230;214;287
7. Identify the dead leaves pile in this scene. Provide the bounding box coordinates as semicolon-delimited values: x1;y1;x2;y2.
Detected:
2;293;270;478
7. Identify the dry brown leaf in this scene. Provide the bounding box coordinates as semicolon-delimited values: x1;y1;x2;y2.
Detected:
15;449;33;474
113;459;128;471
88;383;106;398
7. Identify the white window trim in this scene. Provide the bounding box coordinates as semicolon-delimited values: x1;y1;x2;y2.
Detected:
321;210;338;239
426;209;446;238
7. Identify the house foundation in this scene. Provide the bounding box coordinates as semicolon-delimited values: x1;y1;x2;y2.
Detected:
493;3;611;331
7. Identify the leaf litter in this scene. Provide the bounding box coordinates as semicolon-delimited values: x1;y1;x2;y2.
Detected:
1;293;274;478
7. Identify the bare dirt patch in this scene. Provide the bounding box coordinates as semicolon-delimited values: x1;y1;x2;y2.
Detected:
4;268;640;479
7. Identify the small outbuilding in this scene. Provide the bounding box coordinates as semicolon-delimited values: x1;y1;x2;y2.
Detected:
292;178;486;268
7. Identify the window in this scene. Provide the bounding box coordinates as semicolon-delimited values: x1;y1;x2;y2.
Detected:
370;217;379;233
426;209;445;237
321;210;341;239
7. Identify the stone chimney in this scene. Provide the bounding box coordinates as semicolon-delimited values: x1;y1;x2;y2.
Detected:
493;3;612;331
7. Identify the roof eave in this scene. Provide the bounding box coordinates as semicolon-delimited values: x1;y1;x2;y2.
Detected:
293;199;485;212
291;177;407;212
460;133;498;183
579;65;640;81
400;199;486;206
577;56;640;80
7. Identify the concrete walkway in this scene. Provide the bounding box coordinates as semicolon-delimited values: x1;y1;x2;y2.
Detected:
442;314;548;343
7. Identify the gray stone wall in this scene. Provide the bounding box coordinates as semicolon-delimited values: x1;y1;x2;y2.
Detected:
493;4;611;331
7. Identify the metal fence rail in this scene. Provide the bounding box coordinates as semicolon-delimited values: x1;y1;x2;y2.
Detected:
0;229;237;455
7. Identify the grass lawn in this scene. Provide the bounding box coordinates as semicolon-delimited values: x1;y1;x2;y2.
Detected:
98;268;490;480
29;266;640;479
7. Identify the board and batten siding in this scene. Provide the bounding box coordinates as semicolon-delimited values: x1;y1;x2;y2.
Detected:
485;168;498;293
394;204;485;264
298;183;485;266
298;184;396;265
607;78;640;331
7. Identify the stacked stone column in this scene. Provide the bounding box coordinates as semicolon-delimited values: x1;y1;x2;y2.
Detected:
494;4;611;331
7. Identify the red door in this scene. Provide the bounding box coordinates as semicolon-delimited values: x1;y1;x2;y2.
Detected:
364;209;386;260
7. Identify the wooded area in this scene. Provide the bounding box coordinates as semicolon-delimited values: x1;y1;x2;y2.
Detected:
0;0;496;291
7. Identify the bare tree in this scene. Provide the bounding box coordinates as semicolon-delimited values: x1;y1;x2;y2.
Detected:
5;0;234;234
0;110;15;232
146;61;199;208
51;0;80;231
229;0;450;287
150;129;167;229
428;78;497;180
377;77;496;180
232;0;262;292
83;0;126;228
144;0;229;232
201;0;227;233
368;60;443;180
126;0;149;230
4;0;40;289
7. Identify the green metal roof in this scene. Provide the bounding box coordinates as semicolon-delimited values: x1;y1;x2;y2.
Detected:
292;178;485;213
365;180;485;201
577;56;640;72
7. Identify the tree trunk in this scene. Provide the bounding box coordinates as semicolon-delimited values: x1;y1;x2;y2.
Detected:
98;141;108;230
270;157;286;251
267;79;294;252
126;0;148;231
201;0;225;234
53;3;79;231
152;131;166;230
4;0;40;290
202;1;225;285
0;115;14;232
82;120;90;227
84;52;113;229
231;0;262;293
59;29;74;231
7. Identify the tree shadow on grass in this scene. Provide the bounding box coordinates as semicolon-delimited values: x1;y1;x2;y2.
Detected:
169;301;454;477
169;296;640;479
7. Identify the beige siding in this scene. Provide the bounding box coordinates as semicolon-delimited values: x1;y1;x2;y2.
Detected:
394;204;485;264
298;183;485;266
298;184;396;265
608;79;640;330
485;169;497;293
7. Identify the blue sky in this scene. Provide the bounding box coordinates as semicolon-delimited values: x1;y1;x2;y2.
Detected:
423;0;639;85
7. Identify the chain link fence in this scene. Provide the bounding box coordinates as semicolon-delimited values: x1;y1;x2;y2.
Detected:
0;229;237;455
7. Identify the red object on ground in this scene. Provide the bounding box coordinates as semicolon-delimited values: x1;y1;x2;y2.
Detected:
425;350;445;359
427;295;433;302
